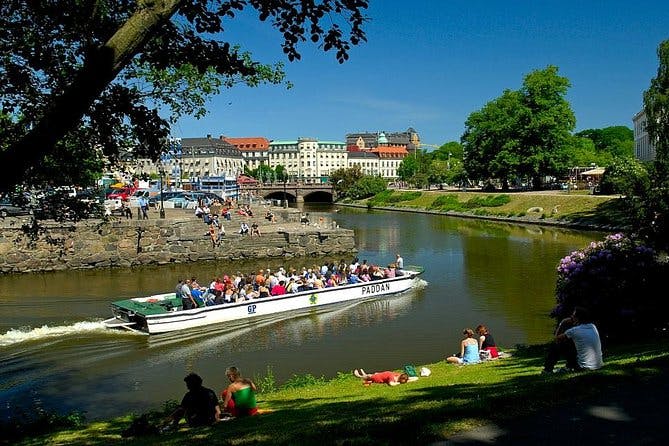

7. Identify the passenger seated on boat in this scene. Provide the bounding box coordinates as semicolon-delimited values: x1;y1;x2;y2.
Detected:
384;264;396;278
347;272;362;284
359;271;371;282
223;284;237;303
221;367;258;417
244;284;259;299
271;280;287;296
370;266;385;281
257;282;270;298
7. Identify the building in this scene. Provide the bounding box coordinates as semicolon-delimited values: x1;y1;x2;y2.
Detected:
347;150;380;176
224;137;270;171
633;109;656;162
370;145;409;179
177;135;245;181
268;138;348;182
346;128;421;153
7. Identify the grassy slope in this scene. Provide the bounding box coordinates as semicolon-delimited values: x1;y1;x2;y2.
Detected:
355;190;630;229
20;341;669;446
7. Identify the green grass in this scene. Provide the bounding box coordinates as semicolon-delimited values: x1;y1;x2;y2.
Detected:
353;190;630;229
13;340;669;446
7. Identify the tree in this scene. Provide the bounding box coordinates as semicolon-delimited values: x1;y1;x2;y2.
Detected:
575;126;634;159
0;1;369;192
330;166;363;199
635;39;669;250
599;157;649;196
461;66;575;190
345;175;386;200
461;89;524;190
517;66;575;189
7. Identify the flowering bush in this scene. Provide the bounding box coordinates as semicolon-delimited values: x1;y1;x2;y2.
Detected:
553;233;665;338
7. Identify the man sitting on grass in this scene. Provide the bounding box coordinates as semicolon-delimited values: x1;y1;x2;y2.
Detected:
542;306;603;374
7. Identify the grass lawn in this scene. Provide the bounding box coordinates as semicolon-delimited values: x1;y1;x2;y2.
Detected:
347;190;631;229
15;340;669;446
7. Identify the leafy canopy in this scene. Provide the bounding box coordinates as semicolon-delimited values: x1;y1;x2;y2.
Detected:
461;66;575;190
0;0;369;192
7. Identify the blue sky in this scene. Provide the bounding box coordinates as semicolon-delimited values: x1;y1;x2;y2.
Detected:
173;0;669;146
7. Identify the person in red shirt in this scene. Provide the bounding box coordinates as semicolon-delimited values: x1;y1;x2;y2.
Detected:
270;280;287;296
353;369;417;386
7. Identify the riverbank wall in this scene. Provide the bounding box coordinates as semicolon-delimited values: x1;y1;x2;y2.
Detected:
0;209;356;274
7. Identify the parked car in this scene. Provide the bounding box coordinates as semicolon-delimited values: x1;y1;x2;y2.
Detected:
0;198;33;217
107;186;136;201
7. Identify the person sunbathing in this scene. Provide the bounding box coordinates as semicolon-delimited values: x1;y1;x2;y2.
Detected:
353;369;417;386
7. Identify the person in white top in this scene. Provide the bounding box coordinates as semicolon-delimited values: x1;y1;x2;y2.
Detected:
395;253;404;270
542;306;603;373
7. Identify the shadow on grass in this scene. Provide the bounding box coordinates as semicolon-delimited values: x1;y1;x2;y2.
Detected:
564;199;633;229
20;344;669;446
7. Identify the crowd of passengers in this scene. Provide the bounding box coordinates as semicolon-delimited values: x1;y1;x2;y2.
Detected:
175;257;404;310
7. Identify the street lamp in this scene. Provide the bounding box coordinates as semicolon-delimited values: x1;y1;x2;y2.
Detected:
159;166;166;219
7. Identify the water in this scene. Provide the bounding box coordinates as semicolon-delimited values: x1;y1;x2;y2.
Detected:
0;205;605;420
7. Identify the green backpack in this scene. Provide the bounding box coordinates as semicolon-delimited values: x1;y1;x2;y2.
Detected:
403;364;418;377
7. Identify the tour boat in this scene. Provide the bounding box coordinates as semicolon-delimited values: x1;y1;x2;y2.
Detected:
103;267;424;334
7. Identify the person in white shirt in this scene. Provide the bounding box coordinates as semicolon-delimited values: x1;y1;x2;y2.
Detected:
542;306;603;373
395;253;404;270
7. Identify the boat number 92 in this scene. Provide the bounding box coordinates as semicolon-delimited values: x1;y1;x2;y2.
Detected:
247;304;257;314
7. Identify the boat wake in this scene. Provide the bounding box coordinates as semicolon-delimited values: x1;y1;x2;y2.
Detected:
0;320;137;347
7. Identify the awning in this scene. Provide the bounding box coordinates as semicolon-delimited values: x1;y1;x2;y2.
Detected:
581;167;605;176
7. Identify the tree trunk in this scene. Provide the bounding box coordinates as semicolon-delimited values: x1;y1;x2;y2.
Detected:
0;0;182;192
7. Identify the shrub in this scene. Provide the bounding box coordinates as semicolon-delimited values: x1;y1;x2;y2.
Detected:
464;194;511;208
281;373;327;389
553;233;666;340
428;194;461;211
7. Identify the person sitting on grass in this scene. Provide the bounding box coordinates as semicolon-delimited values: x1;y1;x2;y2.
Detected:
446;328;481;365
542;306;603;374
166;373;220;428
476;324;499;359
221;366;258;417
353;369;418;386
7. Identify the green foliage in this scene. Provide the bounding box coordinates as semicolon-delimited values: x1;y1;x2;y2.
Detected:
281;373;328;390
575;126;634;159
0;407;86;444
427;194;510;211
464;194;511;208
462;66;575;189
635;39;669;251
330;166;364;198
367;190;422;207
253;365;277;394
428;194;462;210
345;175;387;200
599;157;649;196
0;1;368;192
554;233;667;339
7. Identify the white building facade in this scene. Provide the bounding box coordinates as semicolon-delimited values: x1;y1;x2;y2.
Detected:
633;109;656;162
269;138;348;182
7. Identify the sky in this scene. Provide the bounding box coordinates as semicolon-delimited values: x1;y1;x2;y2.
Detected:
173;0;669;147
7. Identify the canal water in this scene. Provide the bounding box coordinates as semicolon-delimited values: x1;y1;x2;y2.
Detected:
0;205;605;420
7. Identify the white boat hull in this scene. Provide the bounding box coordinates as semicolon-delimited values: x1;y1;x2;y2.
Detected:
105;270;422;334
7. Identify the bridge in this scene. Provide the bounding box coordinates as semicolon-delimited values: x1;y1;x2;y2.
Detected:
240;182;335;204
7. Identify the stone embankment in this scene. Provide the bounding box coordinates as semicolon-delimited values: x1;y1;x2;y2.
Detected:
0;207;355;274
